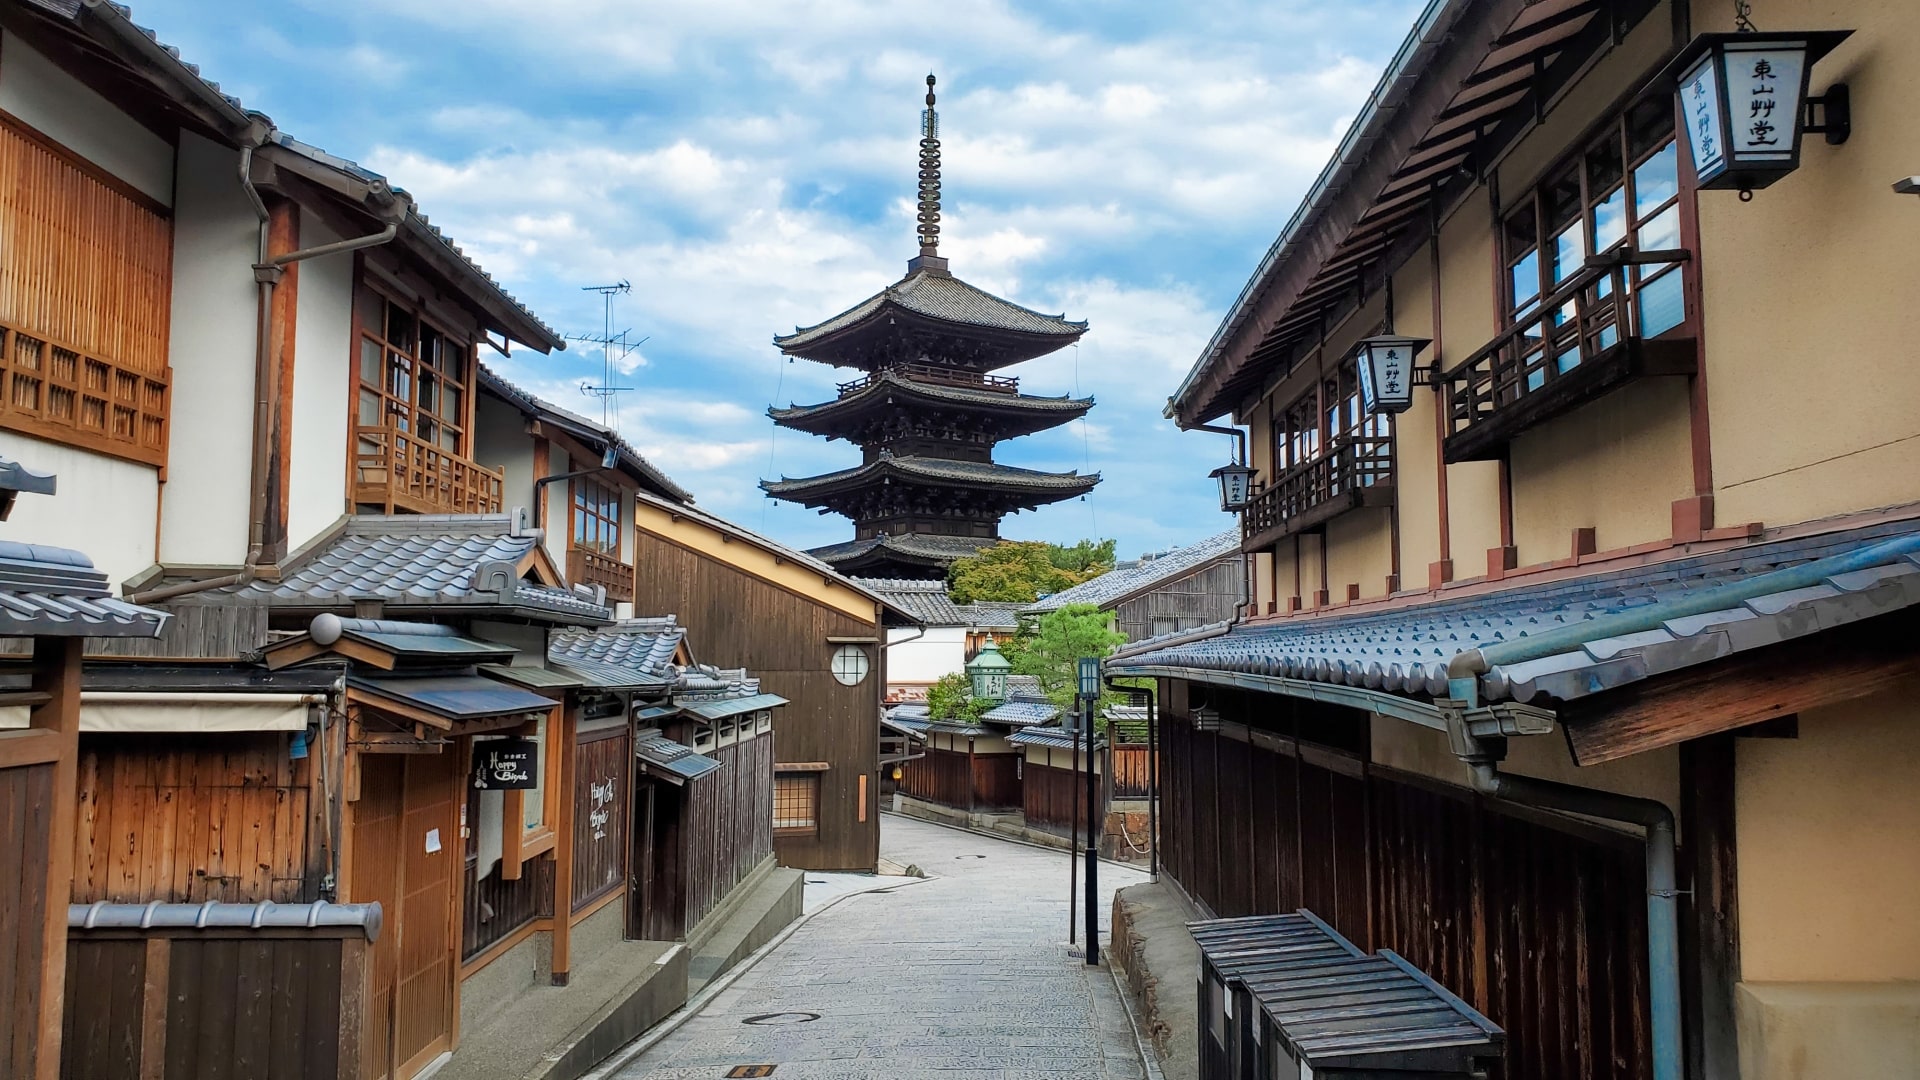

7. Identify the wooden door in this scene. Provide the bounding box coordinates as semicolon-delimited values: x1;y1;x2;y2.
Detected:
628;783;653;940
350;752;460;1079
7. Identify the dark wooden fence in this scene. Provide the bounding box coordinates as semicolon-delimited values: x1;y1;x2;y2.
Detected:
1161;712;1651;1080
463;856;554;960
970;754;1021;810
896;746;971;808
61;929;368;1080
1110;745;1155;799
681;733;773;933
1022;761;1083;834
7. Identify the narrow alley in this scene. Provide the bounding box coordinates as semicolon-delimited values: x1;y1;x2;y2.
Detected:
603;815;1151;1080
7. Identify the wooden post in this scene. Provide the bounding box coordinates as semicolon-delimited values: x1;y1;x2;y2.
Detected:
32;636;82;1080
137;937;169;1080
552;700;578;986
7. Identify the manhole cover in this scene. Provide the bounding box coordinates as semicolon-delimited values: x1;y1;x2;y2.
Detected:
954;854;986;860
726;1068;778;1078
743;1012;820;1026
806;878;828;884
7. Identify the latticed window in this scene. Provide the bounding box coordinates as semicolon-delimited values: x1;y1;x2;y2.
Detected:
1500;97;1685;388
572;476;620;554
358;289;472;452
773;774;819;835
1269;357;1392;480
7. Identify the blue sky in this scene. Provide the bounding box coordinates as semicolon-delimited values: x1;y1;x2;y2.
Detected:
137;0;1423;559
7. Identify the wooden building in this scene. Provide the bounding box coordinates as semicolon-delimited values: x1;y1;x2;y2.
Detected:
857;577;1024;700
627;491;918;872
762;77;1096;580
1021;530;1245;642
888;679;1052;819
1121;2;1920;1079
0;462;166;1080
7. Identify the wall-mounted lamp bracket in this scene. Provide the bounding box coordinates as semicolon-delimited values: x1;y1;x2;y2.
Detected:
1803;83;1850;145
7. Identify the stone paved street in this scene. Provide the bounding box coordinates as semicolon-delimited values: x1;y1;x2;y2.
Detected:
609;814;1150;1080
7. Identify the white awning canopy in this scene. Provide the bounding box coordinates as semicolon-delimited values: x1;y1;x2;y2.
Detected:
0;693;321;734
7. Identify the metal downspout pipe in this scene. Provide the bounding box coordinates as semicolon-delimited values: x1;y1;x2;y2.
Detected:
130;164;398;605
1460;759;1681;1080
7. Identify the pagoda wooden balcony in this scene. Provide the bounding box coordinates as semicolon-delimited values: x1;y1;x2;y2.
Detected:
568;546;635;604
354;425;504;515
1243;436;1395;551
1443;253;1695;464
837;362;1019;397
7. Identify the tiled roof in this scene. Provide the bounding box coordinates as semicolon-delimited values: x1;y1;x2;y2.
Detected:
981;697;1059;726
809;532;1001;568
1102;704;1151;744
479;366;689;503
961;602;1024;630
0;541;168;639
1006;674;1042;696
549;616;685;688
216;515;611;624
776;270;1087;350
1112;520;1920;707
763;455;1099;497
1024;530;1242;615
771;372;1093;423
1008;724;1102;750
634;734;722;783
852;578;983;627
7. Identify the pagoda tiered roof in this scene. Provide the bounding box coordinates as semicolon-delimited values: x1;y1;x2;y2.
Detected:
773;267;1087;371
769;370;1093;441
810;532;1002;577
761;454;1098;507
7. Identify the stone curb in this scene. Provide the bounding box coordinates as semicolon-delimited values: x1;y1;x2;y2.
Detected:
879;807;1145;873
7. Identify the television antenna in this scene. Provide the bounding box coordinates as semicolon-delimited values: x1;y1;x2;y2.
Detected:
566;281;643;427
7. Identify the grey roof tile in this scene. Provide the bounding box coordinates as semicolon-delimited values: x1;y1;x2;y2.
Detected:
1112;520;1920;706
217;515;610;623
0;541;168;639
775;270;1087;350
808;532;1001;567
852;579;1020;627
771;371;1092;422
981;697;1059;726
549;616;685;687
1024;530;1241;615
763;454;1099;497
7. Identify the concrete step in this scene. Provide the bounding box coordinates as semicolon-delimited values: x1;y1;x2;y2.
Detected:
685;863;804;996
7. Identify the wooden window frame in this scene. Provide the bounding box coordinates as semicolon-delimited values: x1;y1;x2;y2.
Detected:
570;475;622;556
773;771;821;837
1497;95;1690;353
356;284;478;456
499;709;562;879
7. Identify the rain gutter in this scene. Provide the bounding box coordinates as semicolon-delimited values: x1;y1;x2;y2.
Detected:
1445;531;1920;706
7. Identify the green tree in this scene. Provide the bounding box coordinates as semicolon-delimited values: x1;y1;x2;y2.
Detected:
924;672;990;723
1002;603;1128;713
947;539;1115;603
1047;538;1118;573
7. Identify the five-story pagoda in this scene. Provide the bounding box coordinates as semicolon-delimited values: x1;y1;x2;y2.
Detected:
763;76;1098;579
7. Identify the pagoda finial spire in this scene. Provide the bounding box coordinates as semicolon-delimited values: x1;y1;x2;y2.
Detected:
915;74;943;263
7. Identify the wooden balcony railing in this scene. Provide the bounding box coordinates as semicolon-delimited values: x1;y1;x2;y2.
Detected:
354;426;504;515
1442;250;1695;463
838;362;1019;397
1242;436;1395;550
568;546;635;604
0;323;169;469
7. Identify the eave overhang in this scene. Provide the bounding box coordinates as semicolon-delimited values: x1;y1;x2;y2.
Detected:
775;270;1087;371
761;456;1099;509
1169;0;1667;428
769;374;1093;439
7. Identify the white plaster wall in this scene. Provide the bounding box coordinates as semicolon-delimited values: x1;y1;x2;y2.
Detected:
0;432;157;588
158;132;257;566
474;392;536;518
541;447;570;569
286;211;352;552
886;626;966;689
0;32;172;205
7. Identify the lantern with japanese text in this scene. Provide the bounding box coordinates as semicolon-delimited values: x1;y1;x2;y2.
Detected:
1355;335;1430;416
1669;30;1852;194
1209;460;1254;513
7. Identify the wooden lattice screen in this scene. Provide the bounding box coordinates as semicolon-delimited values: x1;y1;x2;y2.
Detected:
0;116;172;468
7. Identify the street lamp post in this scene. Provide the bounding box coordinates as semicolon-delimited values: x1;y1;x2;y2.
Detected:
1077;657;1103;966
